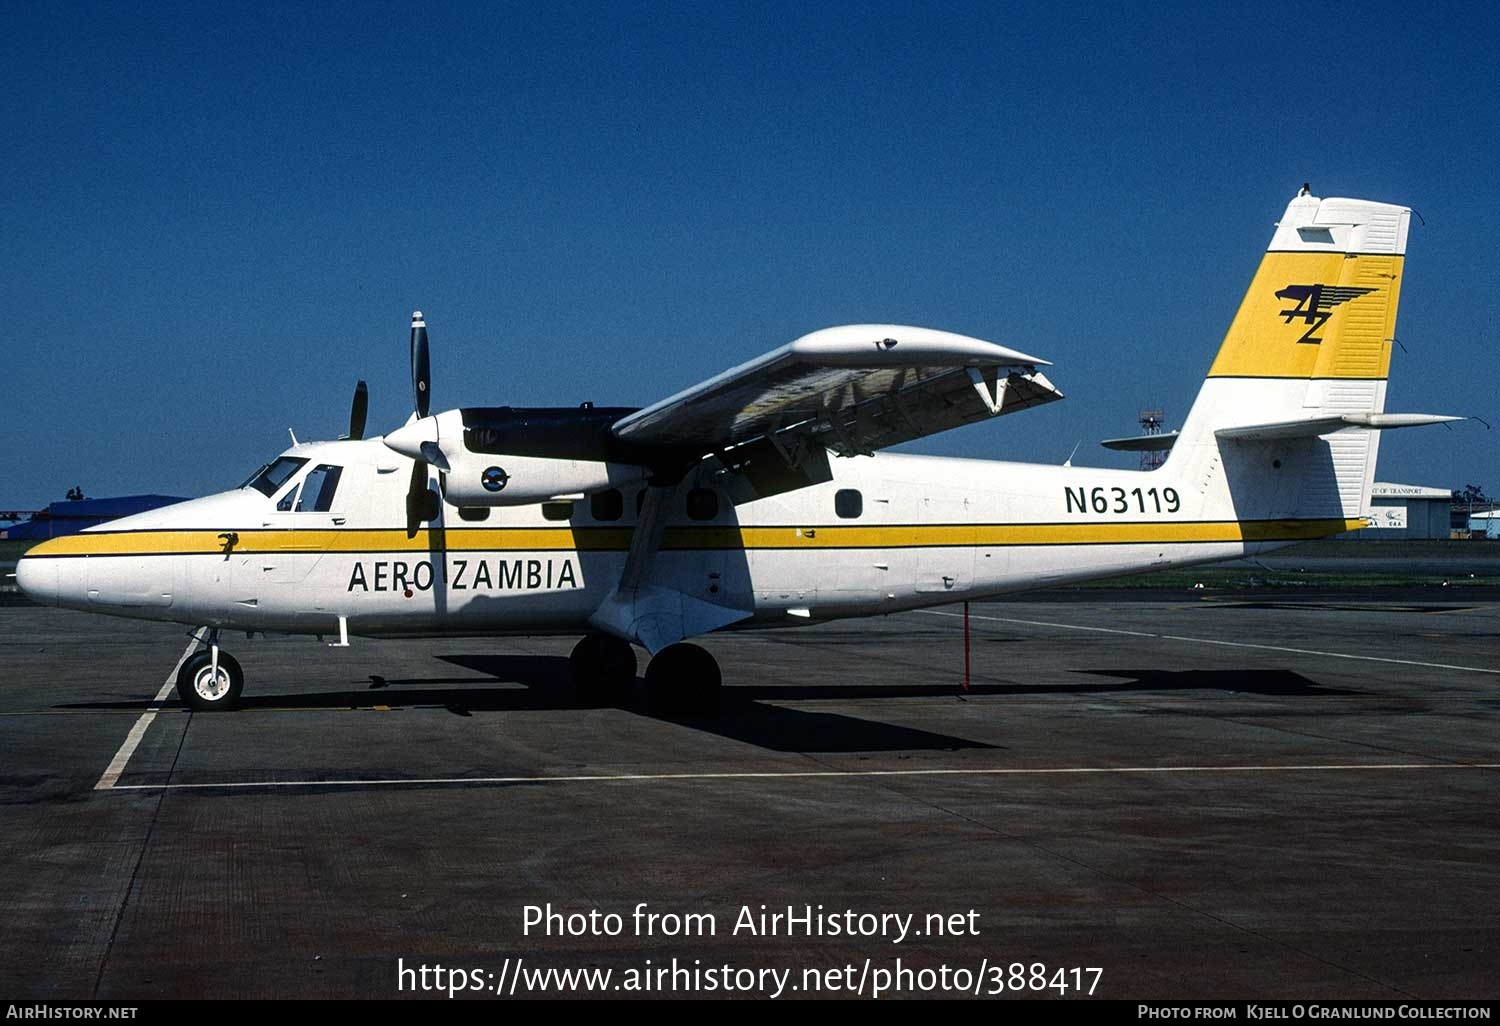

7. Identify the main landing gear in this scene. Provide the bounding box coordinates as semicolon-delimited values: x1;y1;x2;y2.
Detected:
568;634;637;706
177;628;244;712
569;634;722;714
644;642;721;715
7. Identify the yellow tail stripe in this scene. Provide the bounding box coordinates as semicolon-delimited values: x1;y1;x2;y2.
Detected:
1207;252;1403;380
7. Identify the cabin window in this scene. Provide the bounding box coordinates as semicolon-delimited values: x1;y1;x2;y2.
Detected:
591;488;623;522
243;456;308;497
276;485;299;512
835;488;863;519
686;488;718;521
542;501;574;522
295;465;343;512
457;506;490;522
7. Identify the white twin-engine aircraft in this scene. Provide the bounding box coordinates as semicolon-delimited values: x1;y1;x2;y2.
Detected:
17;188;1461;712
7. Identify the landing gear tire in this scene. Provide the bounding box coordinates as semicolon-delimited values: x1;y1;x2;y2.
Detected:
177;650;244;712
644;643;722;716
569;634;637;706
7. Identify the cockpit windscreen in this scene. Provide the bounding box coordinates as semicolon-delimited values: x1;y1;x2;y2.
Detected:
241;456;308;497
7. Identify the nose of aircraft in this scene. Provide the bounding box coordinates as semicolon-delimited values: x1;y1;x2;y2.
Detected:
14;554;59;606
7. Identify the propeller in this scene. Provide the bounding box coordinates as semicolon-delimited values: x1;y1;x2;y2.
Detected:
412;311;431;418
346;380;368;441
405;458;437;538
386;311;449;536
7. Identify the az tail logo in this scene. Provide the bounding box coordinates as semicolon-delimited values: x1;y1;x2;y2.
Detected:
1275;284;1376;344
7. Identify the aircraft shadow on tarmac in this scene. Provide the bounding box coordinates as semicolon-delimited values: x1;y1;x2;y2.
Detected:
52;658;1363;754
52;654;992;754
427;654;996;753
1204;600;1477;615
1077;668;1365;696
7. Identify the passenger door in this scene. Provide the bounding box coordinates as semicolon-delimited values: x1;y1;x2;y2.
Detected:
912;486;976;594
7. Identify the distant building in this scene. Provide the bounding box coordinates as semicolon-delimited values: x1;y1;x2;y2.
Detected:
1347;482;1453;540
0;495;187;541
1470;510;1500;540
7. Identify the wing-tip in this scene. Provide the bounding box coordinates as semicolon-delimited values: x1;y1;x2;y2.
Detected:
790;324;1050;368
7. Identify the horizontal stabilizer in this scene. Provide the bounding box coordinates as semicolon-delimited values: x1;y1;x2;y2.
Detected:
1101;431;1178;452
1216;413;1464;443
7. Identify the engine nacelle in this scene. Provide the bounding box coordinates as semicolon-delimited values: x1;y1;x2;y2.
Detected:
443;451;648;506
385;406;657;507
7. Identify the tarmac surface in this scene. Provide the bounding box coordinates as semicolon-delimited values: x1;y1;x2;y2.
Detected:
1;587;1497;1000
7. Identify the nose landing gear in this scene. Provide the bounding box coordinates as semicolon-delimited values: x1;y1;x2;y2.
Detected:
177;629;244;711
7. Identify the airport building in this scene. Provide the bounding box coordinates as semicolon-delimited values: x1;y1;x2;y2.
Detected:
1470;510;1500;540
1348;482;1453;540
0;495;186;541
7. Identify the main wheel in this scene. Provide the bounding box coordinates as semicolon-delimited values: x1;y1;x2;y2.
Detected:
644;643;722;715
176;650;244;712
569;634;637;706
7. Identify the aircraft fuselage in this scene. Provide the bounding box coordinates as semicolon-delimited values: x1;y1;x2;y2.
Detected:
18;438;1350;639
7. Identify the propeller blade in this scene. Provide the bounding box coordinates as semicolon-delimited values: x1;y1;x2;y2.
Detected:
348;379;369;441
401;311;442;536
406;459;431;538
419;440;451;473
411;311;431;419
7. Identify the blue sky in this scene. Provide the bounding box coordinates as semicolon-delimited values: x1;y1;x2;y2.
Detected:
4;1;1497;508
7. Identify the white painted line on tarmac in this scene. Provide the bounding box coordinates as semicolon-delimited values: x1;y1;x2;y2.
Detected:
100;761;1500;793
916;609;1500;675
94;637;199;791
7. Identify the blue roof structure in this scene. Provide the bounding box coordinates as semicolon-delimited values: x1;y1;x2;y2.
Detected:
1;495;188;540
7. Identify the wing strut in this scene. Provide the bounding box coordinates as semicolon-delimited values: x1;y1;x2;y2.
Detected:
588;485;751;653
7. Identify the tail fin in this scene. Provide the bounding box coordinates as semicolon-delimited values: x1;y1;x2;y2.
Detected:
1203;187;1408;382
1167;187;1411;529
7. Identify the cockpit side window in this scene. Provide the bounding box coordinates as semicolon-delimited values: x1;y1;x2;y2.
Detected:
295;464;344;512
243;456;308;497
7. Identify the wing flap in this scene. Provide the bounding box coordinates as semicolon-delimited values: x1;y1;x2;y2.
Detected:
612;324;1059;457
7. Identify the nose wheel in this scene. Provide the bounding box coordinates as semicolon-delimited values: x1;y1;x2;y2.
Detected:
177;642;244;712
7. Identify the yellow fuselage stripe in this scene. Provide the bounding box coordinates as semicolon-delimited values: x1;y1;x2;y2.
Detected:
23;519;1364;558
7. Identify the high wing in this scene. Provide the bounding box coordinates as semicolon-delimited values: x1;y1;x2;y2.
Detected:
609;324;1062;461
